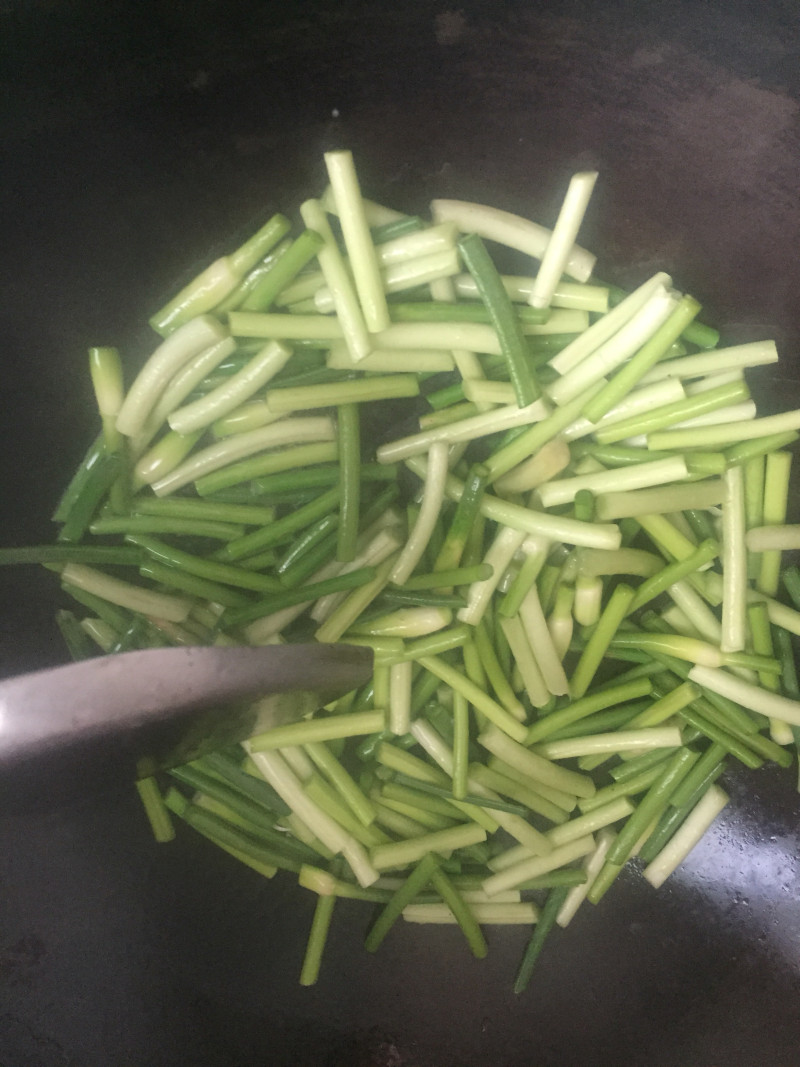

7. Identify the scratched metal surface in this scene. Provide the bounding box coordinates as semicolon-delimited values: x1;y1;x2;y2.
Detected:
1;3;800;1064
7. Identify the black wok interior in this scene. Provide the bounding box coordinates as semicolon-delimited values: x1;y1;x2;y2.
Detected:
2;2;800;1064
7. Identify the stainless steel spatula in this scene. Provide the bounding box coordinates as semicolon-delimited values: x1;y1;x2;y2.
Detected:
0;643;373;801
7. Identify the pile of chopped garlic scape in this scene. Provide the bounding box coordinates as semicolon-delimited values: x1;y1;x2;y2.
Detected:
15;151;800;993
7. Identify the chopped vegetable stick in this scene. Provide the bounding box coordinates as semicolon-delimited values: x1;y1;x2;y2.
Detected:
747;525;800;552
499;615;550;708
536;727;682;760
157;424;337;497
725;431;799;466
389;661;413;736
409;720;552;854
89;346;124;452
116;315;229;437
169;341;291;435
643;784;729;889
324;150;390;332
299;892;337;986
377;398;549;465
639;339;778;384
514;884;570;994
482;837;595;897
547;797;632;847
405;454;623;550
484;381;606;482
133;429;203;488
428;866;488;957
0;545;142;567
547;286;677;407
576;547;662;579
373;802;428;839
598;747;699;872
494;439;571;494
127;533;285;595
688;665;800;728
547;583;575;660
530;171;597;309
397;623;471;658
498;537;550;619
281;745;316;781
61;562;192;622
300;197;371;362
380;782;465;823
572;575;602;627
267;375;419;412
403;902;538;924
321;188;405;227
248;711;385;752
549;272;671;376
220;486;341;562
327;344;454;374
430;199;595;281
757;451;792;596
80;617;118;651
571;583;636;698
526;677;653;744
458;525;526;626
459;232;540;406
370;824;487;872
304;742;377;828
595;379;750;445
518;583;569;696
373;792;455;833
556;829;616;928
578;763;668;814
135;777;175;843
537;457;688;509
397;564;492;590
365;854;439;951
627;681;699;729
468;763;568;825
433;463;489;573
473;619;527;718
478;725;595;798
416;654;528;742
391;442;450;585
652;400;756;438
463;380;516;405
315;555;398;643
228;311;343;340
595;474;724;521
582;295;701;423
452;691;469;801
246;747;378;888
563;379;686;443
648;407;800;451
721;465;747;652
336;403;361;563
455;274;608;312
151;213;290;332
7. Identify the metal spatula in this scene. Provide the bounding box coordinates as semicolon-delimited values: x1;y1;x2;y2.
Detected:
0;643;372;802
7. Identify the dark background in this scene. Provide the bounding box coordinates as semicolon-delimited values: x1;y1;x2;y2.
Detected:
2;2;800;1064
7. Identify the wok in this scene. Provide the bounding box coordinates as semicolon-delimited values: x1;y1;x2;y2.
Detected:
2;1;800;1064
